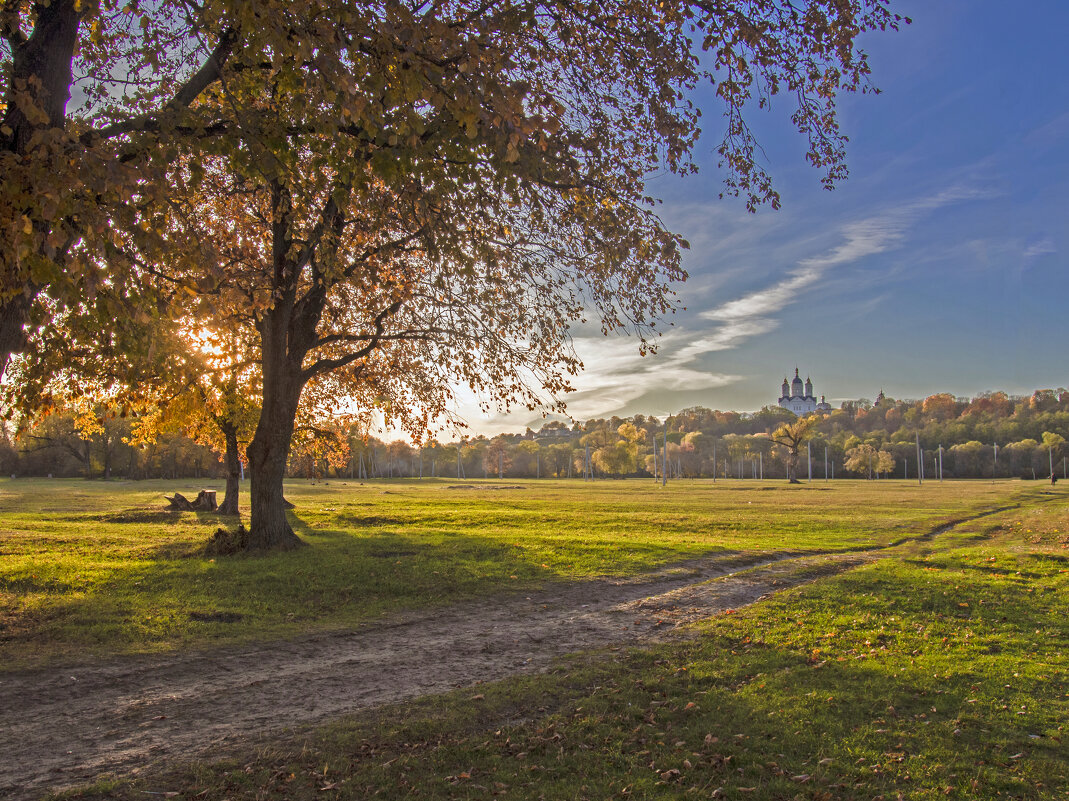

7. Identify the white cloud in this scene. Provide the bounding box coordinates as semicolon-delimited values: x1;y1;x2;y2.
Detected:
1023;239;1055;259
700;268;822;323
562;334;740;417
682;185;990;359
671;318;780;359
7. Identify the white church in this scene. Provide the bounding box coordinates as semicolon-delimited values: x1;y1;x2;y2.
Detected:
778;368;833;415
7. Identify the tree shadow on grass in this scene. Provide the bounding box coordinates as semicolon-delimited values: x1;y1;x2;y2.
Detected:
2;516;563;667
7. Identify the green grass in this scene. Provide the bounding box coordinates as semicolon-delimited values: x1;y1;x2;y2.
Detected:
0;477;1036;669
63;493;1067;801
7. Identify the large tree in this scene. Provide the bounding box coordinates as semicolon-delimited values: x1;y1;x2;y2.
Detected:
6;1;907;549
770;415;818;482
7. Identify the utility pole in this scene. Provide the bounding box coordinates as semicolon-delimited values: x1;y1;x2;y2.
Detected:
939;445;943;481
662;427;668;487
916;433;923;485
824;446;828;482
712;441;717;483
760;451;763;480
807;442;812;483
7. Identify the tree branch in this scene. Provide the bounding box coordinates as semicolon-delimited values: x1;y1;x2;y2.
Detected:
301;300;403;381
85;27;238;143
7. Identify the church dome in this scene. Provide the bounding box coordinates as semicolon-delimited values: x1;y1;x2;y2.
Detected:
778;367;827;416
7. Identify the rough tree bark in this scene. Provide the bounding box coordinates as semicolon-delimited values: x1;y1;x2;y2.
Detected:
245;363;304;549
217;421;241;516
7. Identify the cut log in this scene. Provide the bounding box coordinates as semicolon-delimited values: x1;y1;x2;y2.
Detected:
197;489;218;510
165;492;194;511
164;490;218;512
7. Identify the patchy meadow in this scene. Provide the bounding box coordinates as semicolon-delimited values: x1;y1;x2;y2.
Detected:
0;477;1029;669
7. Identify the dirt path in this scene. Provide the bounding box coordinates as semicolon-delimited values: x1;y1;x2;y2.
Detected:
0;508;1012;799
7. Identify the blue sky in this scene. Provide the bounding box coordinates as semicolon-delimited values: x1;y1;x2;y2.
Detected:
462;1;1069;434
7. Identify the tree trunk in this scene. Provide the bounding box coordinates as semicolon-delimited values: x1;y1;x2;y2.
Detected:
243;178;334;550
1;2;81;376
245;308;305;550
102;432;112;480
0;291;33;381
217;421;241;516
247;392;303;549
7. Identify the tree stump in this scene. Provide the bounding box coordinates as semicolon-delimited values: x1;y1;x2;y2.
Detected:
165;490;218;512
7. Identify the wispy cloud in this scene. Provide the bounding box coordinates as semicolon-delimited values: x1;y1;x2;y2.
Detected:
1023;238;1055;259
700;267;822;323
681;186;990;359
671;318;782;359
561;334;740;418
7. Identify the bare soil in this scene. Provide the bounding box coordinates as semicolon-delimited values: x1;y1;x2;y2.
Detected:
2;507;1012;799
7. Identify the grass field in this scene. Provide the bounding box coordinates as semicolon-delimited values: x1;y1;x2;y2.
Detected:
53;485;1068;801
0;477;1035;670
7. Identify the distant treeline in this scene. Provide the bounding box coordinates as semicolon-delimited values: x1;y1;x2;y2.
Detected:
4;389;1069;481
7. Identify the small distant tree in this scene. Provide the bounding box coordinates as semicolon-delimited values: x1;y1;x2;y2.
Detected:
617;422;648;473
844;443;895;479
1005;439;1040;479
483;437;513;478
769;416;819;482
545;443;574;478
921;393;960;421
1042;432;1065;478
513;440;541;477
593;441;633;477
